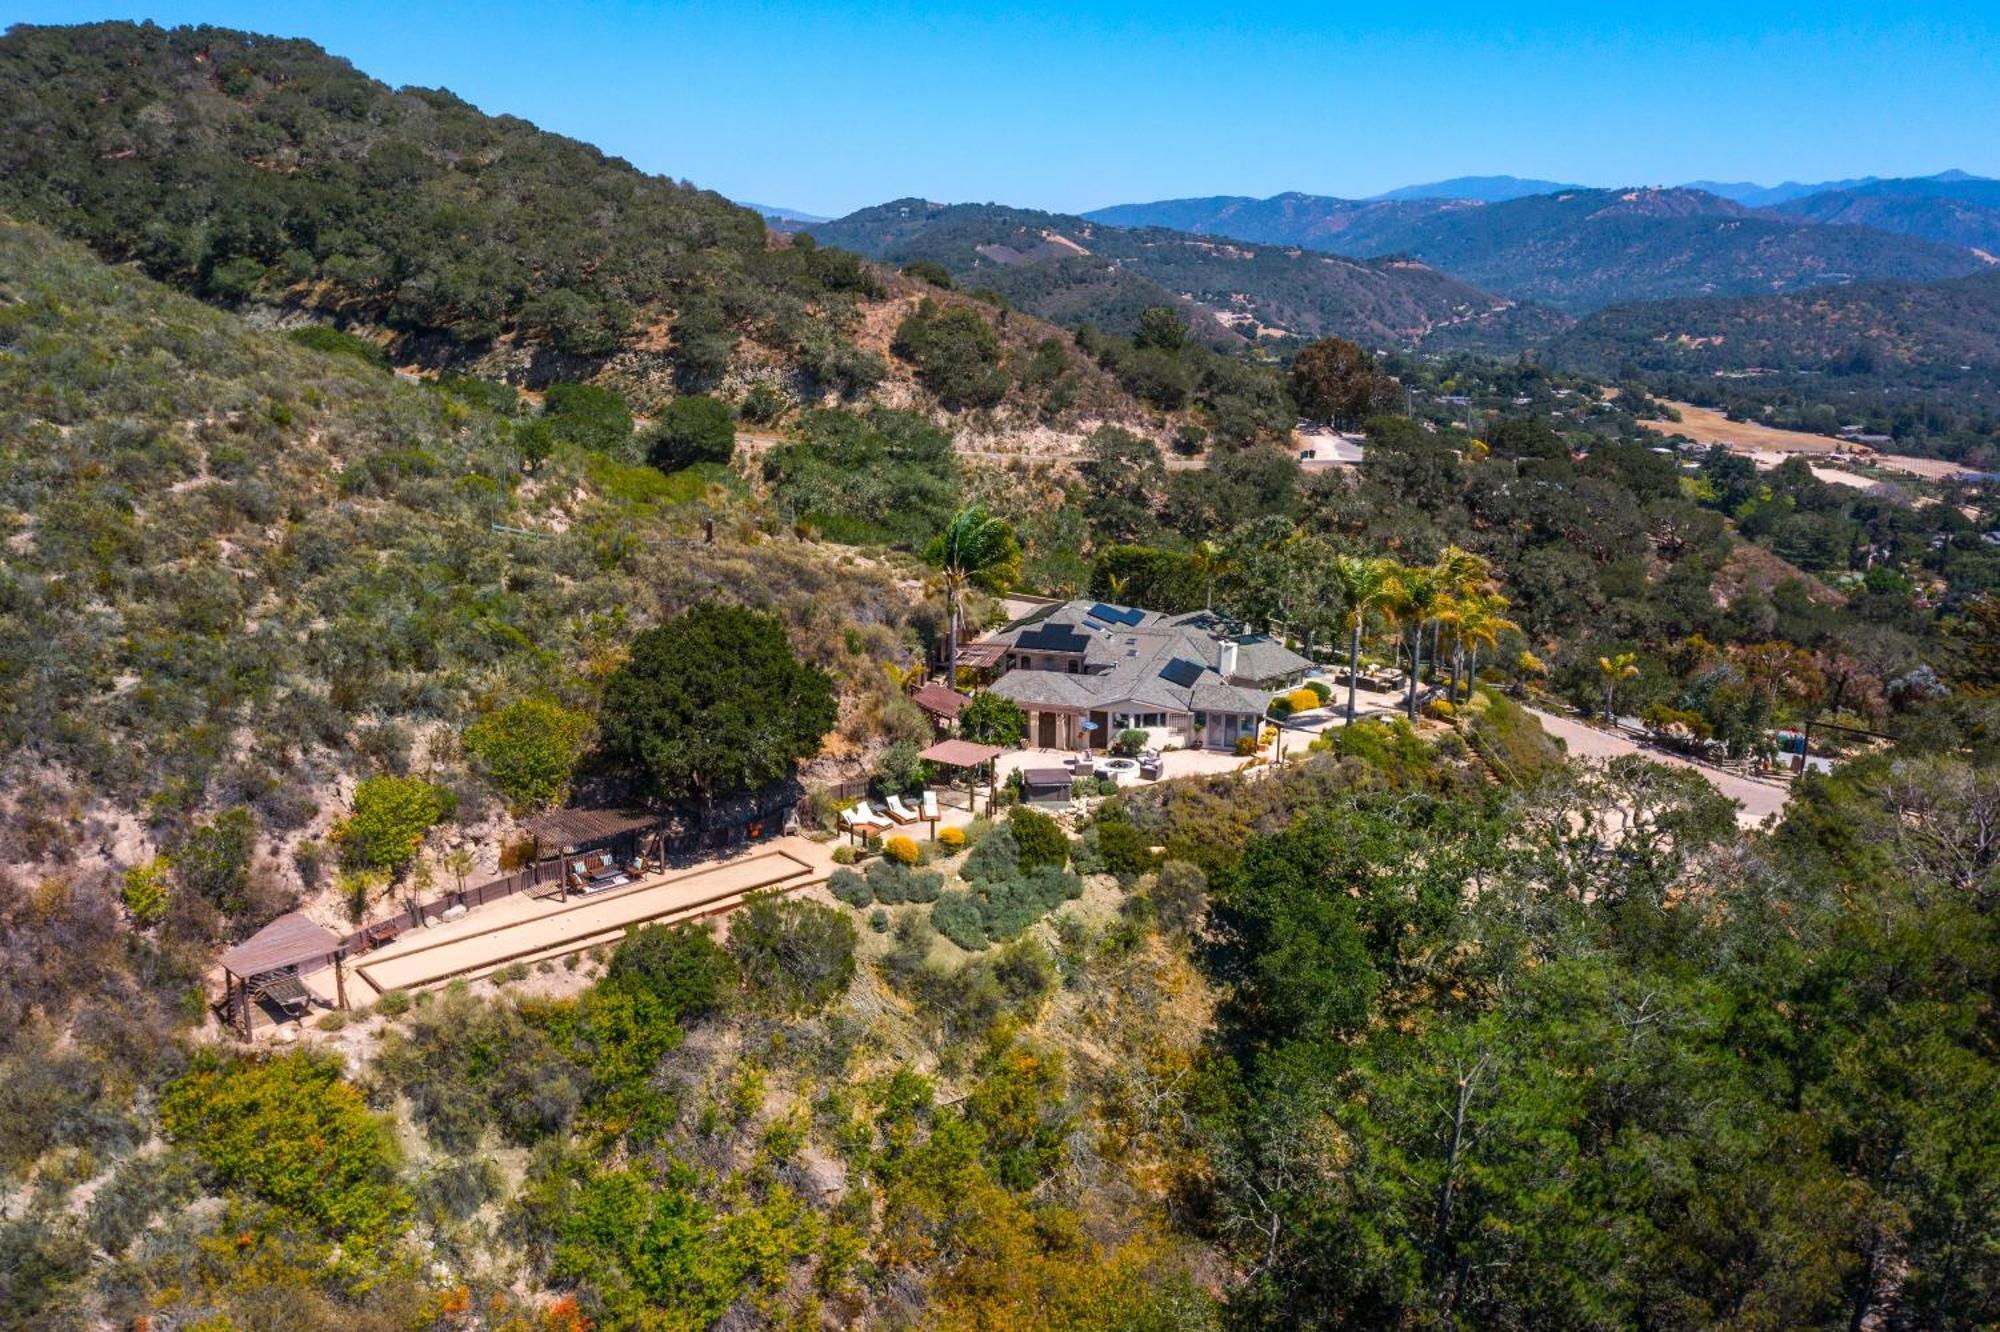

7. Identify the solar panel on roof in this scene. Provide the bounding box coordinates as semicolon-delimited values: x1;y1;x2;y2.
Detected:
1160;657;1204;688
1017;624;1090;654
1088;602;1144;627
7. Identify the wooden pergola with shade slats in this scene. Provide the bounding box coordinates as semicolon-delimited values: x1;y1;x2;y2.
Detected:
917;739;1005;815
217;912;347;1039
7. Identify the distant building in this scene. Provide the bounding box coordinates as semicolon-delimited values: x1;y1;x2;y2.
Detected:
973;599;1311;752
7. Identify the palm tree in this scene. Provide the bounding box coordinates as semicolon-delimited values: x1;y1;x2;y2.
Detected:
1328;554;1397;724
1190;539;1228;612
1598;652;1640;725
931;506;1021;688
1386;564;1444;721
1445;591;1519;705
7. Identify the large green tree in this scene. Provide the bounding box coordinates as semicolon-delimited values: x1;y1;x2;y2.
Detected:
599;605;837;811
1288;337;1397;428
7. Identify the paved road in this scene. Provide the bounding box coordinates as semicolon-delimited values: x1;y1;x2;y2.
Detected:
1527;707;1792;827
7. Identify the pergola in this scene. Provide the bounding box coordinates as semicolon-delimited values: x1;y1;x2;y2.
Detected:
520;806;664;899
217;912;347;1039
917;738;1005;815
910;681;972;732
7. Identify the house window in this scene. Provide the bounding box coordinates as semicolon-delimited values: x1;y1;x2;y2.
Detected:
1067;660;1079;673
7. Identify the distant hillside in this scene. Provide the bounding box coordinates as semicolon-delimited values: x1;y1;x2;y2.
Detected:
1685;176;1883;208
1770;174;2000;254
1371;175;1582;202
1081;186;1986;312
808;199;1565;350
1546;267;2000;378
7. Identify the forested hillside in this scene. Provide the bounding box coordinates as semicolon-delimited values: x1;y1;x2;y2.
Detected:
0;21;1146;427
808;199;1565;350
1083;187;1988;311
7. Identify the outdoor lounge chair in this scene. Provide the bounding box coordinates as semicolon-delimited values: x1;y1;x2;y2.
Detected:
884;794;920;823
920;790;939;821
841;802;891;830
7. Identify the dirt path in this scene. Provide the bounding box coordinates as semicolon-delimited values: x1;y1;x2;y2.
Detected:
1527;707;1791;827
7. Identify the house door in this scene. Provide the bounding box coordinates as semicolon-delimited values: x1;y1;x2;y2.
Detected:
1089;711;1109;750
1037;712;1058;748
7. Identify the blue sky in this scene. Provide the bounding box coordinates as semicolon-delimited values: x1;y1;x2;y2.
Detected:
10;1;1998;216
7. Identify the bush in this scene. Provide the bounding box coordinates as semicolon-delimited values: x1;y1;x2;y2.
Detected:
932;890;989;951
121;858;169;927
869;909;890;933
726;894;857;1013
873;739;928;795
1234;735;1259;757
375;989;413;1018
829;867;872;909
882;834;920;866
1113;728;1150;757
1008;807;1070;872
645;394;736;472
937;825;967;851
542;382;633;455
1424;698;1456;721
958;692;1028;746
831;844;859;866
464;697;594;812
963;825;1021;884
173;808;257;918
1302;679;1332;706
336;776;455;876
902;259;953;289
866;857;943;905
606;922;735;1020
1092;820;1155;878
1153;860;1208;936
160;1051;409;1257
1283;687;1323;715
287;324;387;368
1269;695;1296;720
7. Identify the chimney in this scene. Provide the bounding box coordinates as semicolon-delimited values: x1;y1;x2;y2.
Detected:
1216;639;1239;680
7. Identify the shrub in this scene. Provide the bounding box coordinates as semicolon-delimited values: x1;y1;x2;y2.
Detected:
645;394;736;472
606;922;736;1020
882;834;920;866
873;739;928;795
374;990;581;1151
740;383;788;424
542;382;633;455
829;867;872;909
866;857;943;905
287;324;387;368
831;844;859;866
902;259;953;289
1153;860;1208;937
159;1051;409;1256
727;894;858;1013
963;825;1021;884
937;825;966;851
1283;686;1323;715
336;776;455;876
121;858;169;927
173;808;257;917
464;697;594;812
1234;735;1259;757
1008;807;1070;872
375;989;413;1019
1302;679;1332;706
1268;695;1295;720
1113;728;1150;757
1424;698;1456;721
932;890;989;951
1092;820;1155;878
958;693;1028;746
869;909;890;933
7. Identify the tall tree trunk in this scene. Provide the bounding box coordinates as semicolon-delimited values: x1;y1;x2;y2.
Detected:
946;584;960;688
1347;621;1363;724
1449;643;1462;705
1407;628;1422;721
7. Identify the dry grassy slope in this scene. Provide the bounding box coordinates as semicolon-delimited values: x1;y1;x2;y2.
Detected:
0;216;934;899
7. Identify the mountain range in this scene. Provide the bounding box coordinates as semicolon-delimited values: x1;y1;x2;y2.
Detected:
804;199;1567;351
1081;184;1990;313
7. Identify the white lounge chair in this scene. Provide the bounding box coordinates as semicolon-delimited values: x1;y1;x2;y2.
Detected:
884;794;920;823
840;803;888;830
920;790;939;821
